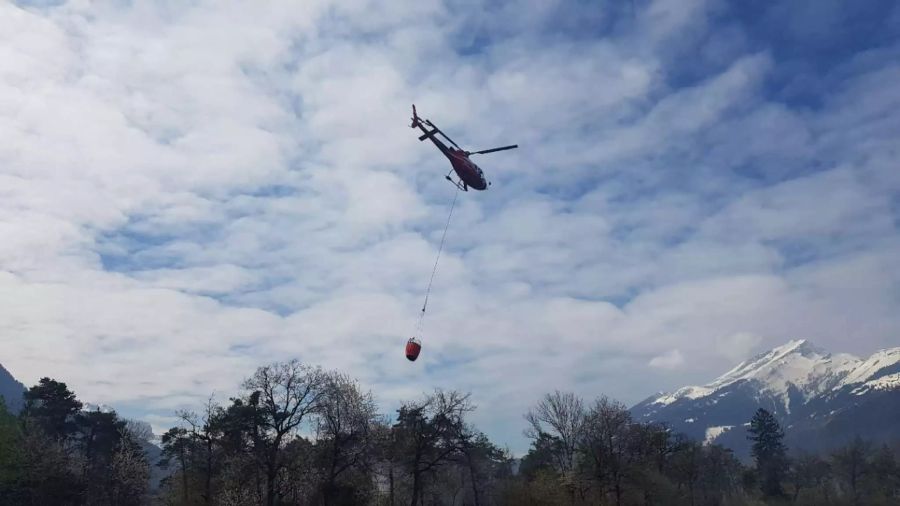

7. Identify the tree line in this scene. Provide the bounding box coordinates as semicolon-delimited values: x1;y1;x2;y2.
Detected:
0;359;897;505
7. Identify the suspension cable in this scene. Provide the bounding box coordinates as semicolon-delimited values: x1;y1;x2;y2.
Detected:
416;189;459;335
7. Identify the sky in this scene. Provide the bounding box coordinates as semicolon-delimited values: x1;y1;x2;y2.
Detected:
1;0;899;453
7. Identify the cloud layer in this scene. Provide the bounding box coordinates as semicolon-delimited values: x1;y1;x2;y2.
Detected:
1;0;899;451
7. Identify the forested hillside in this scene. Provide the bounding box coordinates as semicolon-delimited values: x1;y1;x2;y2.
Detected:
0;359;898;505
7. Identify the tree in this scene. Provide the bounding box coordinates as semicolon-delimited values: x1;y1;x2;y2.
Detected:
159;426;196;504
213;393;268;503
0;399;24;503
461;431;511;506
579;396;632;506
868;444;899;502
315;372;380;505
525;391;585;505
668;436;702;506
17;378;149;505
393;390;473;506
242;360;326;506
697;444;742;506
787;452;832;503
831;436;872;506
76;408;129;501
519;432;563;480
179;398;224;504
22;378;82;441
18;378;85;504
747;408;788;499
18;427;82;505
124;419;155;445
370;420;401;506
106;427;150;505
623;421;674;504
525;391;585;476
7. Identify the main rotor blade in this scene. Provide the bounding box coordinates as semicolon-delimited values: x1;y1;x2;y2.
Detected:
422;119;462;150
436;129;462;150
467;144;518;155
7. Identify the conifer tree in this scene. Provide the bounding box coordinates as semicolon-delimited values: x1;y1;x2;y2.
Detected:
747;408;788;498
22;378;82;441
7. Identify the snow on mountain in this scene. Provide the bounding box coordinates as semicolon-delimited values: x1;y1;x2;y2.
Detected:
838;348;900;388
851;372;900;395
704;425;733;445
631;340;900;459
644;340;898;412
82;402;116;413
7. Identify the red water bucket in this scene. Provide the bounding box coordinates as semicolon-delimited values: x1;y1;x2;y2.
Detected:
405;337;422;361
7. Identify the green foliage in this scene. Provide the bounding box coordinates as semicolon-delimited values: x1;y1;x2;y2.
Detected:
0;399;24;502
1;377;151;505
519;432;563;480
747;408;788;499
23;377;83;441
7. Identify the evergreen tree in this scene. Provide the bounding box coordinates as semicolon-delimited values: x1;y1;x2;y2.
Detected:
159;426;197;504
519;432;563;480
22;377;82;441
17;378;149;505
747;408;788;499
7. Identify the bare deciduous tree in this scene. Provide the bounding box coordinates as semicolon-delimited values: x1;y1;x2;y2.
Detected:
316;371;380;505
178;395;222;504
243;360;326;506
525;391;585;474
580;396;632;506
109;427;150;505
395;390;474;506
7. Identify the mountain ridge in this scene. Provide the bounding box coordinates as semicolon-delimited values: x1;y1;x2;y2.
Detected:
0;362;26;412
631;339;900;458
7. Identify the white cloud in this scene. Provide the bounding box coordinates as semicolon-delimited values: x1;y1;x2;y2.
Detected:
716;333;763;364
649;349;685;370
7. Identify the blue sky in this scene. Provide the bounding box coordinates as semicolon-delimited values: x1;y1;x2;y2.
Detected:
1;0;899;454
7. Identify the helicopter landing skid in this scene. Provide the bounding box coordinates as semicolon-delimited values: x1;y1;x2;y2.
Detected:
445;174;467;191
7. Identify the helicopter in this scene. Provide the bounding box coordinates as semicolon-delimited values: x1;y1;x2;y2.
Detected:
411;105;518;191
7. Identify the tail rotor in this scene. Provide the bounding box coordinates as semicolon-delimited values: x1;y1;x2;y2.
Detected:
411;104;420;128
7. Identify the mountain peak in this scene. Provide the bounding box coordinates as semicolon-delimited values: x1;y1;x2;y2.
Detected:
0;363;26;412
646;340;900;410
632;340;900;457
777;338;808;351
649;339;859;409
744;339;827;366
774;339;821;355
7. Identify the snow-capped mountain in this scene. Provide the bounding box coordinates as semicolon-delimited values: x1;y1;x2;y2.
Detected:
82;402;117;413
631;340;900;458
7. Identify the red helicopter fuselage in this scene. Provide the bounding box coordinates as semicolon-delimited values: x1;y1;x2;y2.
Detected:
411;107;490;191
432;140;489;191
